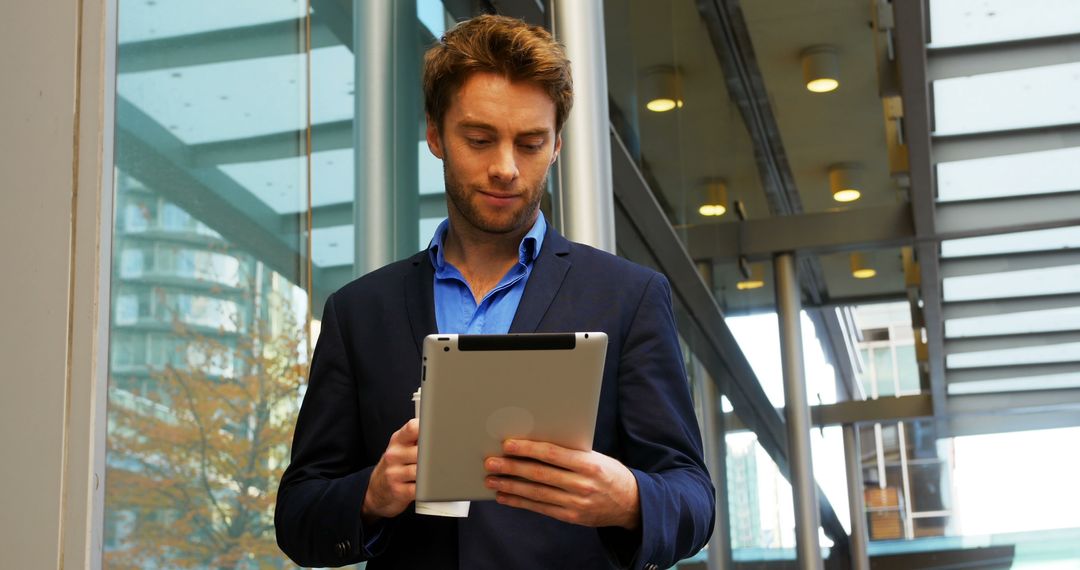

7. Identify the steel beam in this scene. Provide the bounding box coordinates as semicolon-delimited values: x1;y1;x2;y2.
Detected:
724;395;934;431
936;191;1080;240
946;408;1080;438
945;330;1080;355
947;388;1080;415
893;0;947;419
682;203;915;262
933;122;1080;164
774;252;823;569
947;361;1080;384
117;19;336;73
549;0;616;252
928;32;1080;81
190;120;351;167
843;425;870;570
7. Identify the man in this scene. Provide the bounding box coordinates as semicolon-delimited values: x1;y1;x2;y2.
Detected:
275;14;714;569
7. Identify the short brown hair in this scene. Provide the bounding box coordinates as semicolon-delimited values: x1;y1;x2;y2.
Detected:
423;14;574;134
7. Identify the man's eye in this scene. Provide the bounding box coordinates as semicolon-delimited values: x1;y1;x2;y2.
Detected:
519;143;544;152
467;138;490;147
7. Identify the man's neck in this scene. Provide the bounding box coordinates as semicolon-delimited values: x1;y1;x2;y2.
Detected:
442;212;536;302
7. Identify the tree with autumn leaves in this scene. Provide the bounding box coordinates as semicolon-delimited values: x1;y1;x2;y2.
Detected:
105;286;306;569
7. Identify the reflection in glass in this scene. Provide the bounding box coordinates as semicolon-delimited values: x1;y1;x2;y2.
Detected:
104;1;307;566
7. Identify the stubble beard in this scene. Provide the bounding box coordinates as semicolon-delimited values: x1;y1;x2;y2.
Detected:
443;161;547;235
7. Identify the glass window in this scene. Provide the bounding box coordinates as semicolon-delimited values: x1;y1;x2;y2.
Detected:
896;345;920;394
929;0;1080;48
947;341;1080;369
941;226;1080;258
946;306;1080;338
937;146;1080;202
943;264;1080;302
933;62;1080;136
873;347;897;397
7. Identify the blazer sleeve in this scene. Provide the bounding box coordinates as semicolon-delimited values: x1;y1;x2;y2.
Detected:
275;293;392;567
598;273;716;569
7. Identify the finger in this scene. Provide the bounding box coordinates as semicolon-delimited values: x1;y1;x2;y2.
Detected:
486;475;579;508
386;463;418;483
385;441;418;465
395;418;420;443
485;456;584;493
503;439;588;471
495;492;585;526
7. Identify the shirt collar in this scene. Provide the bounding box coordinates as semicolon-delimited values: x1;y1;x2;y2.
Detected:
428;211;547;272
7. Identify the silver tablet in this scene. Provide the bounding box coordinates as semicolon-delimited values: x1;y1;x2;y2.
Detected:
415;332;608;502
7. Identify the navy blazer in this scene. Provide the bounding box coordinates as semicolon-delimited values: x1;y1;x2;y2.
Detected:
275;227;714;569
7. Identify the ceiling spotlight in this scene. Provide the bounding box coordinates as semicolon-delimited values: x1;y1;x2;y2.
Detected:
736;264;766;290
802;46;840;93
643;66;684;112
698;179;728;217
829;163;862;203
850;252;877;279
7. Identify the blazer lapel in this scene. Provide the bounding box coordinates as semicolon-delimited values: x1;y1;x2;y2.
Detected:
403;252;437;355
509;226;572;333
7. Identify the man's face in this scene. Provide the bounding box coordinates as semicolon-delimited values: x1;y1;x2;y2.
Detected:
426;72;561;236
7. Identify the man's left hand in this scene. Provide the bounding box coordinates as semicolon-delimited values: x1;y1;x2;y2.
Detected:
484;439;641;530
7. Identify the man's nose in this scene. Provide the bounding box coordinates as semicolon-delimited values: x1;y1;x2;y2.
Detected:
488;142;519;184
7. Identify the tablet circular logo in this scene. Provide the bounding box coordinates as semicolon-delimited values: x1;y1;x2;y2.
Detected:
486;406;534;440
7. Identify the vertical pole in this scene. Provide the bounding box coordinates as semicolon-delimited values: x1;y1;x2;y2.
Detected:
354;0;420;276
773;252;823;569
549;0;616;253
844;424;871;570
695;262;732;570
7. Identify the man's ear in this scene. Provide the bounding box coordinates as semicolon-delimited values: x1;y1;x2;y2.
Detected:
425;116;444;159
550;134;562;166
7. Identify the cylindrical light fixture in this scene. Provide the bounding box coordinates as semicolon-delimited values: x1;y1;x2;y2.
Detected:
850;252;877;279
642;66;683;112
801;46;840;93
829;163;862;203
698;178;728;217
736;264;766;290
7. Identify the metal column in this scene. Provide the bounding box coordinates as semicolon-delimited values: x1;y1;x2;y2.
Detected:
695;262;732;570
354;0;420;276
773;252;823;569
844;424;871;570
548;0;616;253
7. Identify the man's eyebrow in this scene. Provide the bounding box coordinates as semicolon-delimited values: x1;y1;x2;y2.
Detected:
456;121;550;138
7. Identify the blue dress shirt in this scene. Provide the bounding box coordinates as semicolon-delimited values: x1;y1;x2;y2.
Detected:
427;213;547;335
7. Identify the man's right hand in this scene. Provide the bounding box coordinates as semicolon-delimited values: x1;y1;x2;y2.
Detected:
362;418;419;523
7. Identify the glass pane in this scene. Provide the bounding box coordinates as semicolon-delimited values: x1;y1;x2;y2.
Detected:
874;347;897;397
948;373;1080;395
941;227;1080;258
118;0;304;43
929;0;1080;48
937;146;1080;202
946;306;1080;337
727;432;797;557
943;265;1080;302
105;3;308;567
933;62;1080;136
947;341;1080;369
896;345;920;394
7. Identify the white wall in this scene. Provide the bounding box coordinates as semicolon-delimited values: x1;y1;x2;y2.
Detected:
0;0;111;567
